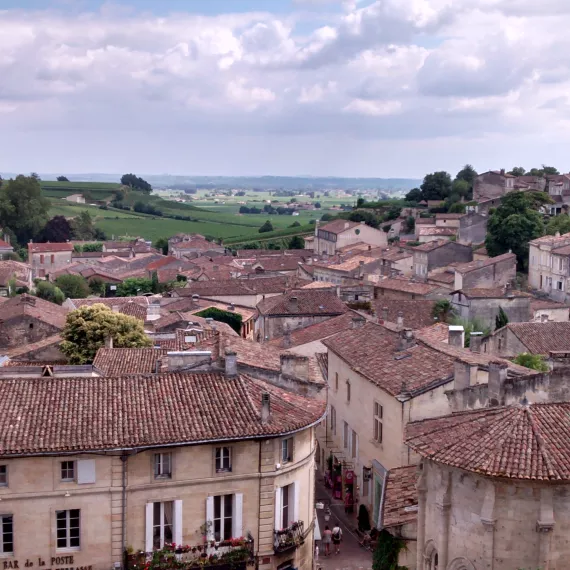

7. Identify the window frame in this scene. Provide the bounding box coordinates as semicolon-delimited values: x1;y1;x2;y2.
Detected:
373;402;383;443
329;405;336;435
215;447;232;473
343;421;349;449
152;501;173;550
0;465;7;487
56;509;80;551
346;380;351;402
0;515;13;555
213;494;233;542
60;461;75;483
154;452;172;480
281;484;292;529
334;372;339;391
281;438;293;463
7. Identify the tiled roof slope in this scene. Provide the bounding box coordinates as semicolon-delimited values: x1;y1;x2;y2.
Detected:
93;347;168;375
405;403;570;481
454;252;515;274
373;278;438;296
28;242;73;253
383;466;419;528
506;322;570;355
257;290;347;316
318;220;360;234
323;322;455;396
176;276;293;297
119;302;147;321
0;294;68;329
374;299;438;330
0;372;325;456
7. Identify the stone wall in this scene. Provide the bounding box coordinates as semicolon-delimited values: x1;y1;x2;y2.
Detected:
457;256;516;290
458;213;488;245
451;294;530;329
0;316;62;349
426;242;473;271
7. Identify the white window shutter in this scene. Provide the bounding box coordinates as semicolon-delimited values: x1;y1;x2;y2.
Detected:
274;487;283;530
145;503;154;552
292;481;300;523
77;459;96;484
232;493;243;538
174;500;183;545
206;496;215;541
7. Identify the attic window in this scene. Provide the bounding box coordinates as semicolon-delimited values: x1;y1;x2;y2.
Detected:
355;229;360;235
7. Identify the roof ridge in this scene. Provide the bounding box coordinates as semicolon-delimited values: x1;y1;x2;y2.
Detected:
525;406;558;480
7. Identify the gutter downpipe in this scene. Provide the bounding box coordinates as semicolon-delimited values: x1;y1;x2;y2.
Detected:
121;452;128;569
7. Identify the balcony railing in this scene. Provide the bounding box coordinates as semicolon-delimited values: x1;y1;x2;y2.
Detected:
273;521;305;554
125;537;255;570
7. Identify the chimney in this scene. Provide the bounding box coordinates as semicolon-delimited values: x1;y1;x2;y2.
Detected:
470;332;482;353
225;348;237;377
261;393;271;424
500;168;505;175
381;306;389;323
280;354;310;382
335;285;340;298
105;336;114;349
488;360;508;406
289;296;298;312
454;360;478;391
541;314;548;323
282;329;292;348
396;311;404;331
351;316;366;329
344;222;350;229
227;303;235;311
448;325;465;348
397;328;415;351
504;282;514;298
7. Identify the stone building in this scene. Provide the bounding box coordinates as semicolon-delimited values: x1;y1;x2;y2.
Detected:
168;234;225;258
312;220;387;256
0;366;324;570
412;240;473;279
473;170;516;201
453;252;516;290
372;277;442;300
528;232;570;302
457;212;488;245
256;290;347;341
28;241;74;279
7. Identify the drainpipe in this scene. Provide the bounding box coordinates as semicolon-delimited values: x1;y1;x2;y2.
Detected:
121;453;128;568
257;440;262;565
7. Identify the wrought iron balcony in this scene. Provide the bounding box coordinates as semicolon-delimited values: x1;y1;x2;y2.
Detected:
273;521;305;554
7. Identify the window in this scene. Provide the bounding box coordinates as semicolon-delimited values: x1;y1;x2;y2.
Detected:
61;461;75;482
215;447;232;472
154;453;172;479
51;254;55;264
213;495;233;541
558;281;564;291
346;380;351;402
152;501;173;549
281;484;293;529
335;372;339;391
373;402;383;443
559;258;564;271
56;509;80;550
351;430;358;459
0;466;6;487
281;438;293;463
330;405;336;435
343;421;349;448
40;254;44;264
0;515;12;555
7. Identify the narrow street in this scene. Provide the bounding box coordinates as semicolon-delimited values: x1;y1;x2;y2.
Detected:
314;477;373;570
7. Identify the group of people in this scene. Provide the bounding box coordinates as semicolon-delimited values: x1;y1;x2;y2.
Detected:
321;522;343;556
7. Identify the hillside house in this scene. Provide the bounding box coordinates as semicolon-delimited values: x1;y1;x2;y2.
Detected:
453;252;516;290
28;241;73;279
412;240;473;279
64;193;86;203
473;170;516;201
528;232;570;302
312;220;387;255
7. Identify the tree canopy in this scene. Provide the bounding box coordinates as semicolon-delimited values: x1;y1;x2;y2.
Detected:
455;164;477;187
36;215;73;243
60;304;152;364
35;281;65;305
513;352;549;372
508;167;526;177
55;274;90;299
546;215;570;236
71;210;105;240
57;176;70;182
154;237;169;255
259;220;274;233
495;306;509;330
485;192;544;269
121;173;152;193
404;188;422;202
288;235;305;249
0;175;51;245
420;171;453;201
117;277;154;297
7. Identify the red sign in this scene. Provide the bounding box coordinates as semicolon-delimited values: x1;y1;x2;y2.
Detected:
345;470;354;482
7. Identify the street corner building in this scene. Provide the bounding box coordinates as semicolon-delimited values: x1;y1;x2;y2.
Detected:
0;371;325;570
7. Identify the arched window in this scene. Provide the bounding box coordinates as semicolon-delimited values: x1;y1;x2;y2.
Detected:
424;540;438;570
447;558;476;570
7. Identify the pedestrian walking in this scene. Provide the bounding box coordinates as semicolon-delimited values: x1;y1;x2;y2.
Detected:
322;525;332;556
332;522;343;555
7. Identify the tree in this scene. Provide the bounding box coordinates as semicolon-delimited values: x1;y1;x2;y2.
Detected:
451;178;470;198
60;304;152;364
372;530;406;570
546;215;570;236
495;306;509;330
528;165;560;177
0;175;51;245
88;276;106;296
420;171;452;201
455;164;477;193
36;215;73;243
34;281;65;305
405;216;415;233
513;352;549;372
154;237;169;255
259;220;274;233
151;271;160;294
448;202;466;214
314;202;322;209
83;242;103;252
120;173;152;193
55;274;90;299
288;236;305;249
356;197;365;208
450;316;490;347
485;192;544;269
30;172;41;181
508;167;526;177
57;176;70;182
432;299;455;323
71;210;97;240
117;277;154;297
348;210;380;228
405;188;422;202
289;221;301;228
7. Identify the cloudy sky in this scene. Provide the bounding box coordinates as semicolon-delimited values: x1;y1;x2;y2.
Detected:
1;0;570;178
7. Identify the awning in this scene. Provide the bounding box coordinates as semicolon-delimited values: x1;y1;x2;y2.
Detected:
313;514;322;541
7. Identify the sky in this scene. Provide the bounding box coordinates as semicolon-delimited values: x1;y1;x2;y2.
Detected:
2;0;570;178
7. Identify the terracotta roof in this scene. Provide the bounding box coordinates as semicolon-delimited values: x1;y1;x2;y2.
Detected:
456;287;529;299
375;299;438;330
530;232;570;247
2;334;63;359
412;239;458;253
530;299;570;312
552;243;570;256
454;252;516;274
435;213;466;220
418;227;456;236
151;311;190;331
301;281;336;290
70;297;151;309
28;242;73;253
257;290;347;316
318;220;360;234
382;466;419;529
119;301;148;321
323;322;455;396
0;240;13;250
415;218;436;225
415;322;449;343
93;347;168;375
178;314;239;337
505;322;570;355
177;276;292;297
172;238;216;250
0;372;325;456
405;403;570;481
0;295;68;329
373;278;438;296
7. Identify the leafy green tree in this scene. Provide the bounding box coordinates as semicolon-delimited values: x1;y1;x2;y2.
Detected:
30;172;41;181
57;176;69;182
432;299;455;323
288;236;305;249
513;353;549;372
508;167;526;177
154;237;169;255
289;221;301;228
451;178;470;198
83;242;103;252
450;316;490;347
0;175;51;245
314;202;321;209
455;164;477;198
420;171;453;201
405;216;415;233
151;271;160;294
35;281;65;305
372;530;406;570
36;215;73;243
495;306;509;330
259;220;274;233
195;307;243;334
348;210;380;228
485;192;544;269
60;304;152;364
120;173;152;193
545;214;570;236
55;274;90;299
448;202;466;214
356;197;365;208
405;188;422;202
528;165;559;177
72;210;97;240
88;276;106;296
117;277;154;297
